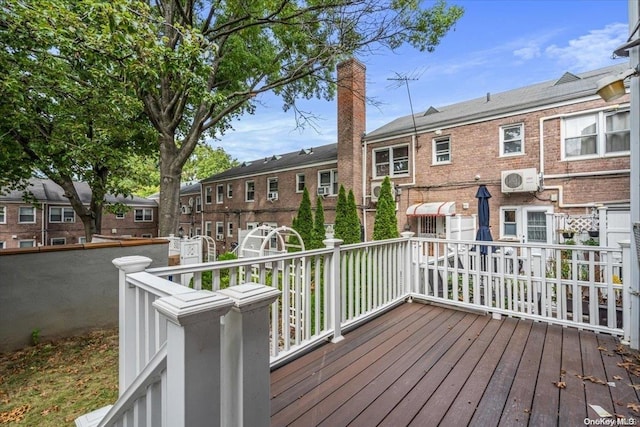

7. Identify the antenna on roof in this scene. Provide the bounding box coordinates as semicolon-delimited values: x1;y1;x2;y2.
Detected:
387;69;425;136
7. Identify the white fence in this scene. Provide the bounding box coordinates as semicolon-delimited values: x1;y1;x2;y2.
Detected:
77;234;632;427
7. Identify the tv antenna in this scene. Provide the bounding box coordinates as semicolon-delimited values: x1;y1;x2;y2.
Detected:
387;69;425;135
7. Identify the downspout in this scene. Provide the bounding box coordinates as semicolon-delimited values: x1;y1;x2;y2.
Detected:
41;202;46;246
361;137;368;241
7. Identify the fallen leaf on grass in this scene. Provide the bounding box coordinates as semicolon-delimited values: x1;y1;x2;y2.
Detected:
0;404;31;423
554;381;566;389
41;405;59;416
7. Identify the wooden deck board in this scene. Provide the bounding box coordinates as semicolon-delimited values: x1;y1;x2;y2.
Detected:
270;303;640;426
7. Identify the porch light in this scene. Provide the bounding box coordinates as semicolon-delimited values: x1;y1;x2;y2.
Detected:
596;65;640;101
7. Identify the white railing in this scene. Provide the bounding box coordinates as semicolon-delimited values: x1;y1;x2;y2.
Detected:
411;238;626;337
78;234;633;427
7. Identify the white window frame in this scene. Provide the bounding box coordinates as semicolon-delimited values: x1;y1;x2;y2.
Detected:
115;212;125;220
195;227;201;236
562;109;630;160
246;222;259;230
134;208;153;222
432;136;451;165
227;183;233;199
204;221;212;237
205;186;213;204
19;239;35;248
500;123;524;156
227;222;234;238
373;144;410;178
78;237;87;244
267;177;278;194
18;206;36;224
49;206;75;223
296;174;305;193
0;241;5;249
216;184;224;204
216;221;224;237
0;206;6;224
499;205;553;243
318;169;338;196
245;180;255;202
195;196;202;213
51;237;66;245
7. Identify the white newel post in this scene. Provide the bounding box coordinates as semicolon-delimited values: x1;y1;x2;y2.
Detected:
620;241;632;346
324;237;344;343
218;284;281;427
112;255;153;392
401;232;415;296
153;291;234;427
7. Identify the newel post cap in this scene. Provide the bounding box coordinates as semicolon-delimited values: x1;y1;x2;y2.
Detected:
112;256;153;273
217;283;281;312
153;290;233;326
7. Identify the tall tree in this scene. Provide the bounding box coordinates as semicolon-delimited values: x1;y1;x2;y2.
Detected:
311;196;326;249
119;0;464;236
373;176;399;240
345;189;362;244
0;1;155;241
292;188;314;250
334;185;349;242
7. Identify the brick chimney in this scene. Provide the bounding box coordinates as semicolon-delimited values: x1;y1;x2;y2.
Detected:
336;59;366;206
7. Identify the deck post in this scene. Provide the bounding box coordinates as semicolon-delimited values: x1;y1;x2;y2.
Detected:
324;237;344;343
218;284;281;427
620;241;633;346
401;232;415;296
153;291;234;427
112;255;153;392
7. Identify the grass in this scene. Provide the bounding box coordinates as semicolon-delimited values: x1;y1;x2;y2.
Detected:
0;328;118;426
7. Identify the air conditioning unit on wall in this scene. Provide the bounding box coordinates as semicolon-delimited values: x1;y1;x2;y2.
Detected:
501;168;540;193
370;180;393;202
267;191;279;201
181;205;192;214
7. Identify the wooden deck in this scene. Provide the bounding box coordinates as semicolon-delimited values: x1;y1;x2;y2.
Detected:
271;302;640;426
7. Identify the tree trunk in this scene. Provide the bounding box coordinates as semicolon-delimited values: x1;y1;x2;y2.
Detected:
158;141;182;237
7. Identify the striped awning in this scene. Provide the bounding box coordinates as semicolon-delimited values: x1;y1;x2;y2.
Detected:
406;202;456;217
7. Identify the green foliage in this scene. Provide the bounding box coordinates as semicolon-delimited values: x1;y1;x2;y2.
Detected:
344;190;362;244
31;329;41;346
373;177;400;240
182;145;239;183
292;188;314;250
311;196;327;249
334;185;349;242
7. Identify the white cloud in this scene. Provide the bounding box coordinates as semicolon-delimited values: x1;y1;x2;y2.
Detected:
513;46;541;61
545;23;628;71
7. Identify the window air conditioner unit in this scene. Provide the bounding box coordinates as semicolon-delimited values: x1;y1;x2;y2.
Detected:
267;191;279;201
216;234;224;241
370;180;392;202
501;168;540;193
317;187;330;196
181;205;192;214
64;217;74;222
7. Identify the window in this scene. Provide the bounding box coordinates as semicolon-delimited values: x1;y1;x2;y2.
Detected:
78;237;87;244
245;181;255;201
216;184;224;204
51;237;66;245
318;169;338;195
195;227;201;236
563;110;630;159
19;240;35;248
374;145;409;177
134;208;153;222
227;183;233;199
500;123;524;156
499;206;552;243
141;233;152;238
227;222;234;237
49;207;75;223
115;212;125;219
433;137;451;164
195;196;202;213
0;241;5;249
0;206;5;224
205;187;213;204
205;221;212;237
18;207;35;223
267;177;278;198
216;221;224;239
296;174;306;193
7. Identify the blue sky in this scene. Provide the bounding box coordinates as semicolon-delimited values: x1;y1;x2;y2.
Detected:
212;0;630;162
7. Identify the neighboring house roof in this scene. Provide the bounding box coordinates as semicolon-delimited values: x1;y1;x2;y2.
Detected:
201;143;338;183
179;182;201;195
366;63;630;140
0;178;157;206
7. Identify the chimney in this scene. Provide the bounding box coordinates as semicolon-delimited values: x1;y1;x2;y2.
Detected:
336;59;366;206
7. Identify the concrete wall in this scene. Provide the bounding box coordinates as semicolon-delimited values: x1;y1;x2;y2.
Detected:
0;239;168;352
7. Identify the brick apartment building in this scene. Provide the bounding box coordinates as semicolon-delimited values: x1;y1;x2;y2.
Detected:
0;179;158;249
183;59;630;247
363;64;630;243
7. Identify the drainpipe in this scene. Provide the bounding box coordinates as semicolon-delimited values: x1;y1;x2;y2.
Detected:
41;202;46;246
361;137;368;241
